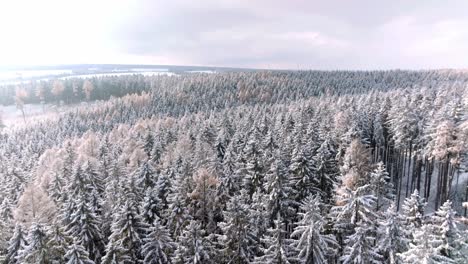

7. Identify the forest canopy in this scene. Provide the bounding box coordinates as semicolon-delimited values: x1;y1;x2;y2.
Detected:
0;70;467;263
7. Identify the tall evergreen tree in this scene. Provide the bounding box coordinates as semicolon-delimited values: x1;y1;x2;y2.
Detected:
65;239;95;264
252;215;294;264
399;224;454;264
218;194;257;263
17;223;51;264
172;220;213;264
340;224;383;264
141;219;176;264
4;224;27;264
291;195;337;264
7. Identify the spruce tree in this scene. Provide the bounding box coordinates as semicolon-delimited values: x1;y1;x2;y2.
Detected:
340;224;383;264
252;215;294;264
64;239;95;264
4;224;27;264
65;193;104;262
172;220;213;264
141;219;176;264
291;195;337;264
17;223;51;264
398;224;454;264
377;203;408;264
218;194;257;263
104;200;148;263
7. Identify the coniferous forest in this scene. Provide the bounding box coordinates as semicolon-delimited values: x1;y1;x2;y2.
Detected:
0;70;467;263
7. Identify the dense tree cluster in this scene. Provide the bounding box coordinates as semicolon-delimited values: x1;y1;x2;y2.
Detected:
0;70;467;263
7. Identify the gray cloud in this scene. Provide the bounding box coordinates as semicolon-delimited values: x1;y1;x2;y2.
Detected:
109;0;468;69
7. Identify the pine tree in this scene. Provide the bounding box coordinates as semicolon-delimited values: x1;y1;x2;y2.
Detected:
134;161;157;192
218;194;257;263
140;187;163;226
313;137;338;202
377;203;408;264
154;169;171;213
289;140;315;202
401;190;426;230
369;162;394;211
432;200;467;262
331;185;378;230
398;224;454;264
0;197;14;254
83;161;105;196
101;241;130;264
291;195;337;264
64;239;95;264
340;224;383;264
243;131;265;196
172;220;213;264
141;219;176;264
17;223;51;264
252;215;294;264
264;154;293;222
246;190;270;255
65;193;104;262
48;172;65;204
166;168;191;237
4;224;27;264
104;200;148;263
47;224;72;264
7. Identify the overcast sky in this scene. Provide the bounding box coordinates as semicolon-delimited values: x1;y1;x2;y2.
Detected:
1;0;468;69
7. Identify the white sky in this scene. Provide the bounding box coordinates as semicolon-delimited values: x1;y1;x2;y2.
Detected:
1;0;468;69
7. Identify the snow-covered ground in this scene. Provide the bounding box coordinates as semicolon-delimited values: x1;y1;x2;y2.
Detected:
0;103;72;128
0;69;72;80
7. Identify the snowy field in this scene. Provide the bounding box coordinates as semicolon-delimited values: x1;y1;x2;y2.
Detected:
0;103;78;128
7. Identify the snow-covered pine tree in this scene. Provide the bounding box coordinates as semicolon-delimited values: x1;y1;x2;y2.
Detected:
140;187;163;227
172;220;213;264
313;137;338;202
264;152;294;223
65;193;104;262
431;200;467;262
64;239;95;264
252;214;294;264
217;193;258;263
369;162;394;211
48;172;65;204
243;130;265;196
47;224;72;264
104;200;148;263
401;190;426;230
291;195;337;264
289;139;315;203
166;162;192;237
101;241;130;264
340;224;383;264
331;185;378;230
141;219;176;264
4;224;27;264
154;168;171;214
83;161;105;197
398;224;454;264
17;223;51;264
0;197;14;254
134;161;157;192
377;203;408;264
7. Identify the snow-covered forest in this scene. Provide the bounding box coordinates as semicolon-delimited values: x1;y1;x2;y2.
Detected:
0;70;467;263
